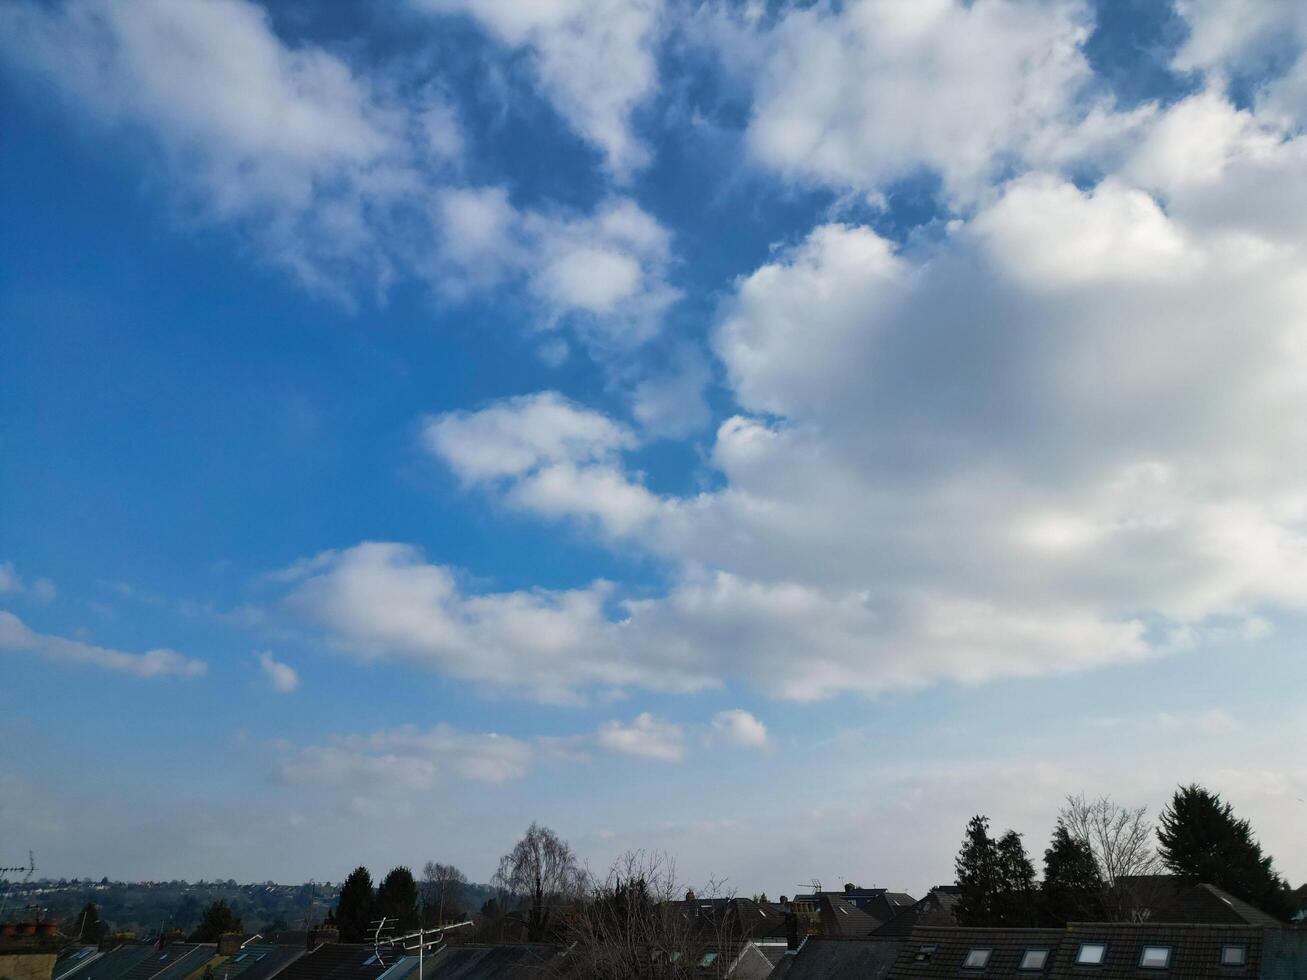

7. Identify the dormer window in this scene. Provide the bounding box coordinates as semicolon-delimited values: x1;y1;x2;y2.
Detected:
1220;945;1247;967
1020;949;1050;971
964;949;993;969
1075;943;1107;966
1139;946;1172;970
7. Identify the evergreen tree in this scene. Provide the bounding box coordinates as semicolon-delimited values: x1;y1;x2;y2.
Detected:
955;815;1003;925
1157;784;1293;920
1042;821;1105;924
376;867;420;931
190;900;243;942
334;867;377;943
995;830;1038;926
76;903;101;944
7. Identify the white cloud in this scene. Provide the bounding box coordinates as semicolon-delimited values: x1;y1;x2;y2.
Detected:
0;1;678;356
423;392;664;538
0;611;206;679
363;101;1307;702
0;562;56;602
0;0;418;296
257;651;300;694
416;0;663;177
423;391;635;482
736;0;1142;202
596;712;684;761
630;346;712;439
279;723;535;789
281;542;716;703
709;709;768;749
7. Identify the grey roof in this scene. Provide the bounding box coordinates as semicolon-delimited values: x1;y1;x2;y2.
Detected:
211;944;308;980
820;896;882;937
1051;922;1268;980
886;922;1273;980
886;926;1069;980
418;944;564;979
872;888;962;938
73;947;171;980
775;938;903;980
53;945;107;980
143;945;218;980
1152;885;1284;927
268;943;389;980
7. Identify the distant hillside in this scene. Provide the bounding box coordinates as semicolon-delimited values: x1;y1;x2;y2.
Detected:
4;877;499;938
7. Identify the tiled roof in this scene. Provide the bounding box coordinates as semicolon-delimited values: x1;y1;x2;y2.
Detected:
269;944;389;980
885;923;1273;980
53;945;105;980
1152;886;1283;927
205;944;307;980
119;945;213;980
872;888;962;938
1053;923;1266;980
821;896;883;938
419;943;564;979
777;937;904;980
886;926;1068;980
72;946;165;980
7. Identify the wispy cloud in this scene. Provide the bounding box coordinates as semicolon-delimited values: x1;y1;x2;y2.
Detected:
0;611;206;679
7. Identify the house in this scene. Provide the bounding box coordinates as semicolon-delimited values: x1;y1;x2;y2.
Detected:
872;888;962;938
882;922;1290;980
764;937;903;980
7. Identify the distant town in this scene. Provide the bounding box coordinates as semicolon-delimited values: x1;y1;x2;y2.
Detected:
3;785;1304;979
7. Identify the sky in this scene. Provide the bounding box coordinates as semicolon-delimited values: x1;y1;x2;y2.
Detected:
2;0;1307;899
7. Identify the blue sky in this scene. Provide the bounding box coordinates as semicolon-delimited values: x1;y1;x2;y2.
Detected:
2;0;1306;897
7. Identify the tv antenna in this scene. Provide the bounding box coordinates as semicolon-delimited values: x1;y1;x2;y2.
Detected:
371;909;472;980
0;851;37;920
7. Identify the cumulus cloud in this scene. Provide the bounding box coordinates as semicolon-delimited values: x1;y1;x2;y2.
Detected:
735;0;1145;202
0;611;206;679
0;0;418;296
0;1;677;353
337;80;1307;703
0;562;56;602
423;393;663;537
415;0;662;177
424;391;635;482
257;651;300;694
709;709;768;749
596;712;684;761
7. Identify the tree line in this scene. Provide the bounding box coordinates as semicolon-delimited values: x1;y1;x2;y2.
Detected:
954;783;1298;926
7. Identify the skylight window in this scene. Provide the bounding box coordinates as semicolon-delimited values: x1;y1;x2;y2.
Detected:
914;944;938;963
1076;943;1107;966
964;948;993;969
1221;945;1247;967
1139;946;1172;969
1020;949;1050;971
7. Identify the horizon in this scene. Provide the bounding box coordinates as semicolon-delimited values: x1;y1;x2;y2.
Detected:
2;0;1306;899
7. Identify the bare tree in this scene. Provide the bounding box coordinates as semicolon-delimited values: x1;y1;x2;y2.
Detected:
420;862;468;927
561;851;747;980
1059;794;1162;919
494;823;585;943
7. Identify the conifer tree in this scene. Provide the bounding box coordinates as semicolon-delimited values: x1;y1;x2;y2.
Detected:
956;815;1003;925
190;900;243;942
335;867;377;942
995;830;1038;926
1042;822;1104;924
1157;784;1292;920
376;866;420;931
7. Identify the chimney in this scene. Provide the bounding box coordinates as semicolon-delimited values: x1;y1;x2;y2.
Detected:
785;912;800;951
217;934;242;957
